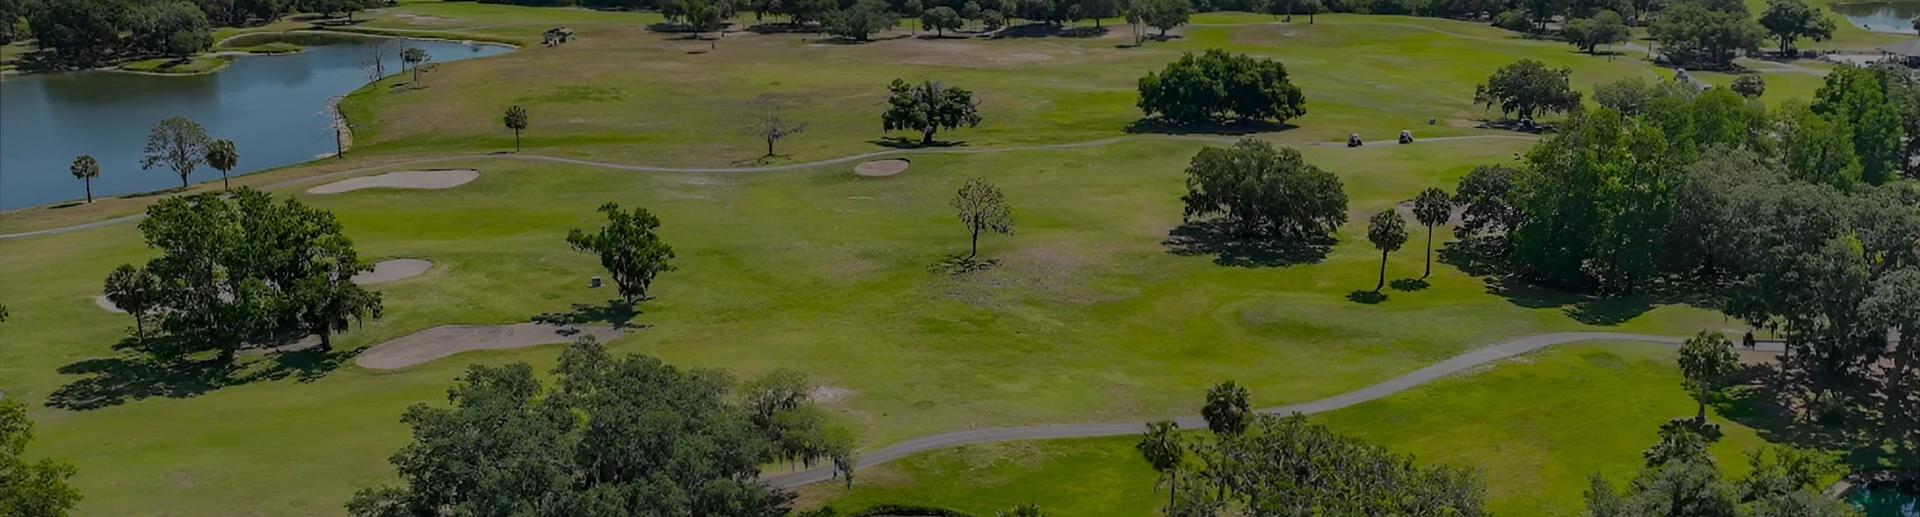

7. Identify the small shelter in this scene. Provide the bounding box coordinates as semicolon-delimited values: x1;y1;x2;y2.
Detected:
543;27;576;46
1876;37;1920;67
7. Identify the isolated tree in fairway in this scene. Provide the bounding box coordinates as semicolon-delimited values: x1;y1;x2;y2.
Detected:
346;340;793;517
1368;209;1408;292
1562;10;1628;54
141;116;211;190
400;47;432;85
1412;187;1452;279
1474;59;1582;122
1677;331;1740;422
1201;380;1252;436
1136;420;1184;509
502;105;529;152
1137;49;1306;126
204;139;238;191
0;398;82;517
1759;0;1833;55
69;155;99;203
883;79;982;146
823;0;900;41
1140;0;1192;37
103;264;161;345
1183;138;1349;241
1732;74;1766;98
951;176;1014;260
568;202;677;305
747;101;807;157
922;6;963;35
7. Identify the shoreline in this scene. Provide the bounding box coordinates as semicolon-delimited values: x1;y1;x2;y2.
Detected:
1;29;517;80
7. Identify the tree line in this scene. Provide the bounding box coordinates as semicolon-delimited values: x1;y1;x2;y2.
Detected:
8;0;388;67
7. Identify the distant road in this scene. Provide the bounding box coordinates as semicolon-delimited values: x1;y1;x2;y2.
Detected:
0;134;1536;240
764;332;1786;488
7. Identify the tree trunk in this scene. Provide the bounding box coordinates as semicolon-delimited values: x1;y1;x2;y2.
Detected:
318;330;333;353
1169;469;1178;508
85;178;93;203
968;228;980;260
1696;398;1707;423
1376;250;1388;292
221;170;230;191
1423;225;1434;279
218;345;236;364
921;127;936;146
336;129;345;159
180;172;189;189
767;137;776;157
133;312;145;345
515;129;522;152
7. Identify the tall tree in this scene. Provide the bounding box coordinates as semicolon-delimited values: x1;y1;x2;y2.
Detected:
1563;10;1630;54
903;0;924;33
951;176;1015;261
1140;0;1191;37
1758;0;1833;56
1368;209;1408;292
1651;3;1765;69
141;116;212;190
204;139;238;191
1677;331;1741;422
567;202;677;305
1136;420;1184;510
103;264;161;345
346;340;794;517
1474;59;1583;122
882;79;983;146
823;0;899;41
0;399;83;517
922;5;963;35
30;0;123;65
70;155;99;204
1200;380;1251;436
1814;66;1903;186
1137;49;1306;126
290;242;382;353
400;46;432;85
1183;138;1348;241
1412;187;1452;279
747;101;807;157
502;105;529;152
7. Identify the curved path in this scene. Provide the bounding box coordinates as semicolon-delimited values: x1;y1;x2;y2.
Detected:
764;332;1786;488
0;134;1536;241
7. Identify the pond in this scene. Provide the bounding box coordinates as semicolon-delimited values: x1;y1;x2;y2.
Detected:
1831;2;1920;34
1850;480;1920;517
0;36;510;210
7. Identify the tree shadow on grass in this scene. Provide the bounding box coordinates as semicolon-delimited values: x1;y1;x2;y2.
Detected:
869;137;968;149
1163;220;1332;268
1717;365;1916;469
928;254;1001;275
1124;118;1296;136
1346;290;1388;304
1437;239;1662;326
992;23;1111;38
47;335;355;410
533;299;644;330
1389;278;1430;292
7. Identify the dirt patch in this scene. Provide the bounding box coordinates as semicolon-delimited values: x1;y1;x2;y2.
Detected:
811;385;852;403
353;259;434;285
307;169;480;194
854;159;911;177
94;295;126;314
355;323;622;369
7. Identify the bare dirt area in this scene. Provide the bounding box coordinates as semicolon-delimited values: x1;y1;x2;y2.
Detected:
854;159;910;176
355;323;622;369
306;169;480;194
353;259;434;285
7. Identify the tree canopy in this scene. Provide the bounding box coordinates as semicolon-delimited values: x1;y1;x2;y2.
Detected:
1181;138;1348;241
141;116;211;190
567;202;678;305
1563;10;1629;54
824;0;899;41
951;176;1015;261
881;79;983;146
1651;2;1765;70
1137;49;1307;126
0;399;82;517
1474;59;1583;122
1757;0;1834;55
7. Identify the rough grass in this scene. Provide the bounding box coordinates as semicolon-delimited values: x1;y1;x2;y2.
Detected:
800;343;1774;517
117;56;234;74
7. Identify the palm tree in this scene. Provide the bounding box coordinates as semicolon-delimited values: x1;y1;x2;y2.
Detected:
1136;420;1184;509
70;155;99;203
1367;209;1408;292
1200;380;1251;436
103;264;160;345
503;105;529;152
996;503;1048;517
205;139;239;191
1411;187;1452;279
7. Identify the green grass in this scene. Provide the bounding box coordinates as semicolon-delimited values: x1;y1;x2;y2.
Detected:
802;343;1773;517
117;55;234;74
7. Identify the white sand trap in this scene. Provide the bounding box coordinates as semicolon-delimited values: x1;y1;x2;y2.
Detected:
854;159;910;177
94;295;127;314
307;169;480;194
356;323;622;369
353;259;434;285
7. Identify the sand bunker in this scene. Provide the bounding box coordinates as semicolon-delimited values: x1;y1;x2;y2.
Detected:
353;259;433;285
356;323;622;369
307;169;480;194
94;295;126;314
854;159;910;177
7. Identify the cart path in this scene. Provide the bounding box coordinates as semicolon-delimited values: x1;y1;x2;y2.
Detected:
0;133;1536;240
764;331;1786;488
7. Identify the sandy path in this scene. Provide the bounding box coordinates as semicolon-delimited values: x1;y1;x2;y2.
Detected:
354;323;621;369
308;169;480;194
762;332;1788;488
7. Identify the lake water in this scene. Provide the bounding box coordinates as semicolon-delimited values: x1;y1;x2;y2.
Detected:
0;38;509;210
1831;1;1920;34
1850;480;1920;517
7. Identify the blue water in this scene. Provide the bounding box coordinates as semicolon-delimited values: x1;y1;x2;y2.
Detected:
0;38;509;209
1850;480;1920;517
1831;2;1920;34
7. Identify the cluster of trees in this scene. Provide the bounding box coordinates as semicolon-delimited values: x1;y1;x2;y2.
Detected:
1584;418;1859;516
1454;67;1920;453
1179;138;1349;242
140;116;240;190
346;340;857;516
1137;50;1307;126
104;188;384;362
1136;383;1489;515
14;0;389;66
1;399;82;517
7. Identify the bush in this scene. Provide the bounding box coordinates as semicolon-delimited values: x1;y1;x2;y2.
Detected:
849;504;987;517
1732;74;1765;98
1137;49;1306;125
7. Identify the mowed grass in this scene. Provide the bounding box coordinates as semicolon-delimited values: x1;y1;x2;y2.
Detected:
800;343;1772;517
4;137;1727;516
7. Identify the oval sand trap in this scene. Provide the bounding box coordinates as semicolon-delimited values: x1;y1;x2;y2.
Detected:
94;295;127;314
353;259;434;285
854;159;910;177
356;323;622;369
307;169;480;194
